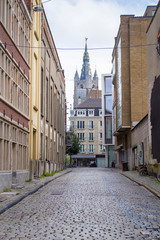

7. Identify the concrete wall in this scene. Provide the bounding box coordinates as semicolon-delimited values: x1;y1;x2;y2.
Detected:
131;115;149;168
147;4;160;164
0;173;12;192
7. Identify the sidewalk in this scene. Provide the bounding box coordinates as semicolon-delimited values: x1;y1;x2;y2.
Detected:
121;170;160;198
0;169;72;215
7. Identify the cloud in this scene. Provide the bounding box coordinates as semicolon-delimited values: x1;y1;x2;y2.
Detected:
43;0;158;108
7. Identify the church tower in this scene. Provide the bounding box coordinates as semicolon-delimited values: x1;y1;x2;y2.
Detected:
74;38;99;107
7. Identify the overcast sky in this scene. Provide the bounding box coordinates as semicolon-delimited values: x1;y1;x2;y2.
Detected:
43;0;158;121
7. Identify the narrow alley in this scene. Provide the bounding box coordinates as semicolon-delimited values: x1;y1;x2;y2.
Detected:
0;168;160;240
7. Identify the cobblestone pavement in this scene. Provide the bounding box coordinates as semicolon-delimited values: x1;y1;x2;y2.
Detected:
121;170;160;195
0;168;160;240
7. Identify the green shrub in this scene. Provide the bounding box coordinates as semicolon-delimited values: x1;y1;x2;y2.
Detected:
40;174;45;178
153;163;159;168
51;170;54;176
45;172;51;177
25;179;31;182
43;169;46;176
3;187;9;192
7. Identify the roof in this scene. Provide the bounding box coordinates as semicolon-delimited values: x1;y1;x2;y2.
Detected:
87;89;101;99
75;98;102;109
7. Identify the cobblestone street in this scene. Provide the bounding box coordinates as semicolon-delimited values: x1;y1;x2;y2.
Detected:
0;168;160;240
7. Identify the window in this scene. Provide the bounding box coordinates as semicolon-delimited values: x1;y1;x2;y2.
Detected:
54;129;56;142
89;133;94;141
80;144;85;153
100;133;102;140
77;133;85;141
100;144;105;152
88;110;94;116
105;117;112;144
51;86;53;124
105;95;112;114
100;121;102;127
77;110;86;116
40;133;43;160
77;121;85;129
152;10;156;16
99;110;102;116
104;76;112;94
46;77;48;120
70;121;74;130
89;144;94;153
89;120;94;129
33;54;38;107
57;133;59;152
41;68;43;115
45;136;48;160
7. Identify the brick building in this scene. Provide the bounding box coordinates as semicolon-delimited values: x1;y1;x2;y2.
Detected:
112;6;156;170
0;0;32;191
39;9;65;174
147;1;160;167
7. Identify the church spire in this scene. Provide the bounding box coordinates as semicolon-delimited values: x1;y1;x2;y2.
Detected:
74;69;79;80
80;38;91;80
93;69;98;78
85;37;88;54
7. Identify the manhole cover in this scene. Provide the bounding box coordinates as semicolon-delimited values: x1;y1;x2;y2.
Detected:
51;191;63;196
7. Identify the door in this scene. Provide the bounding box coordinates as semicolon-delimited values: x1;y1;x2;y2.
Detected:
12;143;17;184
108;146;115;168
97;158;106;167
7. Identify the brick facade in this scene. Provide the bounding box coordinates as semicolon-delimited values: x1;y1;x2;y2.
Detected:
0;0;31;191
147;2;160;164
112;7;156;170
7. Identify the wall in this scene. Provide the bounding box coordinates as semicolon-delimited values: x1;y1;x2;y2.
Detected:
131;115;149;168
147;3;160;164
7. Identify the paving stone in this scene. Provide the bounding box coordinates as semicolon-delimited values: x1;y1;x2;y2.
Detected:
0;168;160;239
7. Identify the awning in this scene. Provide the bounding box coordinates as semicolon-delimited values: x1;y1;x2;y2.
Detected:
71;154;96;159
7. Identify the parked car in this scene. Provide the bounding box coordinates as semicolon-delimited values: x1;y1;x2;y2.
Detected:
89;161;97;167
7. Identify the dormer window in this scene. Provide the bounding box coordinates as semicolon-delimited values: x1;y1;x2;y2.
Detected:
77;110;86;116
88;110;94;116
99;109;102;116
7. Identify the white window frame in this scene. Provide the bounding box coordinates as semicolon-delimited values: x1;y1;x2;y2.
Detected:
77;121;85;129
89;132;94;141
80;144;85;153
89;120;94;129
77;110;86;117
88;109;94;116
77;133;85;141
100;144;105;152
89;144;94;153
99;109;102;116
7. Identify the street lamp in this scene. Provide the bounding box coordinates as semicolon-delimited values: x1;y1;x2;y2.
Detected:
33;6;43;12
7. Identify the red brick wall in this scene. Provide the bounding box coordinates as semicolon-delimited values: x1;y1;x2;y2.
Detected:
24;0;31;13
0;100;29;129
0;24;29;78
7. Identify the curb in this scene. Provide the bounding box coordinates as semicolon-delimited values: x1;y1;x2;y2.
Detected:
0;169;72;215
121;172;160;199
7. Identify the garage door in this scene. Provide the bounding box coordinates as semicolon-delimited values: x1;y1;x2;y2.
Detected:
97;158;106;168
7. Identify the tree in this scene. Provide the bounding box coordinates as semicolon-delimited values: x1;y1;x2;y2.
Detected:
66;131;81;156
